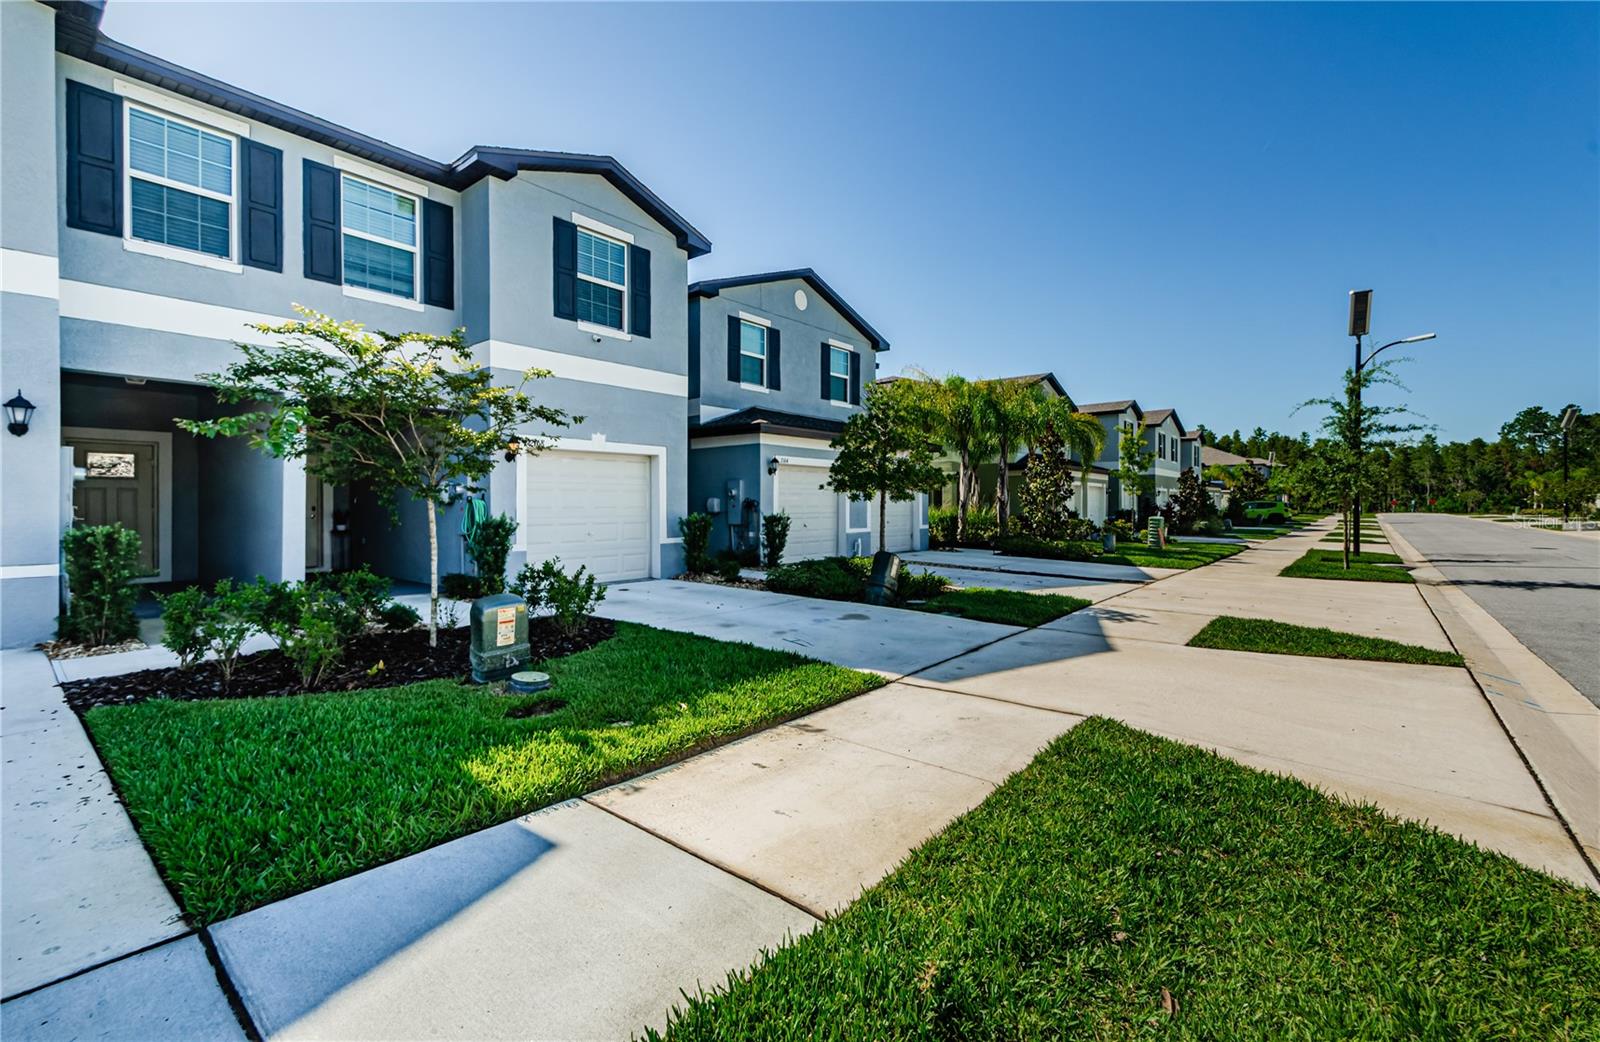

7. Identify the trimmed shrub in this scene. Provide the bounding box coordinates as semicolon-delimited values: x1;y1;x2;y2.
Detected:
928;506;958;549
766;558;865;601
378;602;421;631
992;535;1099;562
680;513;714;574
897;567;951;600
206;579;261;688
512;557;606;633
762;512;791;568
464;513;518;594
156;586;210;669
713;554;743;582
440;572;483;600
60;524;143;646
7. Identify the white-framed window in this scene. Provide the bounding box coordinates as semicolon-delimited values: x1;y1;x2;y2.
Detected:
576;227;627;329
827;345;851;402
126;105;235;259
740;320;767;386
341;175;418;300
846;497;870;532
1158;432;1166;459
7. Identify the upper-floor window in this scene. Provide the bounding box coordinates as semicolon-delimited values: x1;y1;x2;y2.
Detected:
1158;432;1167;459
342;176;417;299
127;107;234;259
827;346;851;402
740;321;768;385
576;228;627;329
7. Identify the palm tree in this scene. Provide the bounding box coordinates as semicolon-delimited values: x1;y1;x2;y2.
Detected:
907;371;993;543
978;379;1044;536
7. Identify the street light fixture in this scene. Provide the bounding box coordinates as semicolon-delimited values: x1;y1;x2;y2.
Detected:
1560;406;1579;522
1348;290;1436;555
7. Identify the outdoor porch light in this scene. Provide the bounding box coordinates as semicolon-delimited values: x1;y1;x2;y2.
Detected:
4;390;35;436
768;456;779;476
504;437;522;462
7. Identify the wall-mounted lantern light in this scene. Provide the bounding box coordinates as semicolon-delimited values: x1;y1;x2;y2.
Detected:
5;390;35;436
768;457;780;476
503;437;522;463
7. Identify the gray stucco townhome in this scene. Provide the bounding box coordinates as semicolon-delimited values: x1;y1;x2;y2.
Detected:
687;270;926;561
0;0;714;646
1075;401;1203;519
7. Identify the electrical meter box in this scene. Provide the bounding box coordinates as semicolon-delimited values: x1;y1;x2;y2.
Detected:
469;594;530;683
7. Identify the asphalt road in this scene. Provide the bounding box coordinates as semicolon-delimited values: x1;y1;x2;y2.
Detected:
1384;513;1600;708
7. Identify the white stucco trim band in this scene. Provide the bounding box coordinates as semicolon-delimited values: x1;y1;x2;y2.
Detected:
482;339;686;398
0;564;60;580
59;281;282;344
0;249;61;299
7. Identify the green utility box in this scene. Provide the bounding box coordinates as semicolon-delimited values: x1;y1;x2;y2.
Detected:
469;594;530;683
1146;516;1167;548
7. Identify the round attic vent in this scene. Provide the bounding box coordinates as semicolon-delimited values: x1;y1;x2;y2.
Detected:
794;288;808;311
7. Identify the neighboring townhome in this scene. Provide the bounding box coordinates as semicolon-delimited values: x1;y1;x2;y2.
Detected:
1075;400;1145;517
686;270;908;561
1179;430;1204;478
0;0;710;646
1139;408;1187;508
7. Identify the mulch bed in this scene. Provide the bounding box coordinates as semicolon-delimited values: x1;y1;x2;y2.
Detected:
61;616;614;715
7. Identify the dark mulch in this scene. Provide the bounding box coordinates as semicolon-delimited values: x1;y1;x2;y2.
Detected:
61;616;615;714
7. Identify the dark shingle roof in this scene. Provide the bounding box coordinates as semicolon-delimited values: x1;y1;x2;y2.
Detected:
1076;400;1142;418
1141;408;1186;436
691;407;847;440
689;270;888;351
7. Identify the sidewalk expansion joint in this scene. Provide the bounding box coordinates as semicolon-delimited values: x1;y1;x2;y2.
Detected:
0;929;195;1006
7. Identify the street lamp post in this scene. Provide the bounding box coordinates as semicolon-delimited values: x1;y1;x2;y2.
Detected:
1347;290;1435;556
1560;406;1579;522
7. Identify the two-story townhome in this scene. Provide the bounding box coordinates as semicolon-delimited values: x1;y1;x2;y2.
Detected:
686;270;920;561
1140;408;1187;507
0;0;709;646
1179;430;1203;477
1075;400;1144;517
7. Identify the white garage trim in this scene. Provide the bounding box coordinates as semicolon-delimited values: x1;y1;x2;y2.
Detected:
517;436;670;578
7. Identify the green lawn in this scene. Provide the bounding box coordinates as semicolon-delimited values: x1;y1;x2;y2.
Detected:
1101;540;1244;569
1281;549;1414;583
86;623;880;923
1225;526;1287;540
1187;615;1464;667
649;719;1599;1041
915;588;1090;628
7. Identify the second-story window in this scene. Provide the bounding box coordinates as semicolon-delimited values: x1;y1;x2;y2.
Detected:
1158;433;1166;459
127;107;234;259
576;228;627;329
342;176;417;299
740;321;768;385
827;346;851;402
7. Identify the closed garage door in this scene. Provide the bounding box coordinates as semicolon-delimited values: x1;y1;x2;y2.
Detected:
884;496;917;552
776;465;838;561
522;451;652;582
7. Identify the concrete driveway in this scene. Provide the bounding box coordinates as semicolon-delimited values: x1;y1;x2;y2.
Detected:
599;580;1017;677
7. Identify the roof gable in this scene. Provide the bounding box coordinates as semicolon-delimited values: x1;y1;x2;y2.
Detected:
689;269;888;351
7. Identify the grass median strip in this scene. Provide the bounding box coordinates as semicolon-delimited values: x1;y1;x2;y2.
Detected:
86;622;880;923
1187;615;1464;667
1281;548;1414;583
1098;540;1244;569
649;718;1598;1041
915;588;1090;627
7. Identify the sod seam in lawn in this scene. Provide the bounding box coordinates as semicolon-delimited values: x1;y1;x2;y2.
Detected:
1281;548;1414;583
1187;615;1464;667
86;622;881;923
648;718;1600;1041
915;588;1090;628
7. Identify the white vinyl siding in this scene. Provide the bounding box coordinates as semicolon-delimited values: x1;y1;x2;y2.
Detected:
740;321;767;386
576;228;627;329
126;106;234;259
521;451;652;583
342;176;417;299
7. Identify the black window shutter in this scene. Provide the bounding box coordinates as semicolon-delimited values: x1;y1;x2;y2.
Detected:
628;243;651;337
819;342;830;400
767;326;781;390
302;160;341;284
65;81;121;236
422;199;454;308
552;217;577;320
239;140;282;272
727;315;741;382
849;351;863;404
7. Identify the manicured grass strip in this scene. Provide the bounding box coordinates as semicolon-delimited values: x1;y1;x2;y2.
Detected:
86;623;880;923
915;588;1089;628
1187;615;1464;667
1100;540;1243;569
650;718;1599;1041
1281;548;1414;583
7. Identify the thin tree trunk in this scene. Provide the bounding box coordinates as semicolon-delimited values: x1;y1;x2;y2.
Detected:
956;448;971;543
877;489;887;550
427;498;439;647
996;443;1011;536
1342;501;1351;570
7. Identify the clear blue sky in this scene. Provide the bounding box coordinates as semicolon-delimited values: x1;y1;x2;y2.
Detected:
103;2;1599;442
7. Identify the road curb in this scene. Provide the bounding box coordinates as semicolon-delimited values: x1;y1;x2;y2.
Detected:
1379;516;1600;886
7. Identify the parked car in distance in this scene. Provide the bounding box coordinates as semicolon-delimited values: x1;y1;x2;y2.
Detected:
1241;500;1291;523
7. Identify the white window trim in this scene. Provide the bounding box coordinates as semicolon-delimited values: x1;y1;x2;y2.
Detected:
578;320;632;342
340;172;420;302
736;310;771;327
574;226;628;332
124;103;239;266
571;212;634;244
825;343;853;404
739;319;768;388
114;79;250;137
845;496;872;533
333;154;431;199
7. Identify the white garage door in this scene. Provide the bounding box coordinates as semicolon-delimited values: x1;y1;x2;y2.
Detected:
884;496;917;552
776;465;838;561
522;451;652;582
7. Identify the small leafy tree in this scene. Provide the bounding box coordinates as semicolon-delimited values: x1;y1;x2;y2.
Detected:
464;513;519;595
179;307;575;646
1169;467;1213;533
827;381;944;551
1116;421;1155;516
1017;421;1076;539
762;511;791;568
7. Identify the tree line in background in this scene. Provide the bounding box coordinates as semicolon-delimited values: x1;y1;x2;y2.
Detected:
1203;399;1599;518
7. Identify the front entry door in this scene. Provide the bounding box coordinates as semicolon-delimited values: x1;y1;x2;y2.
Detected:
66;433;163;580
306;469;325;572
